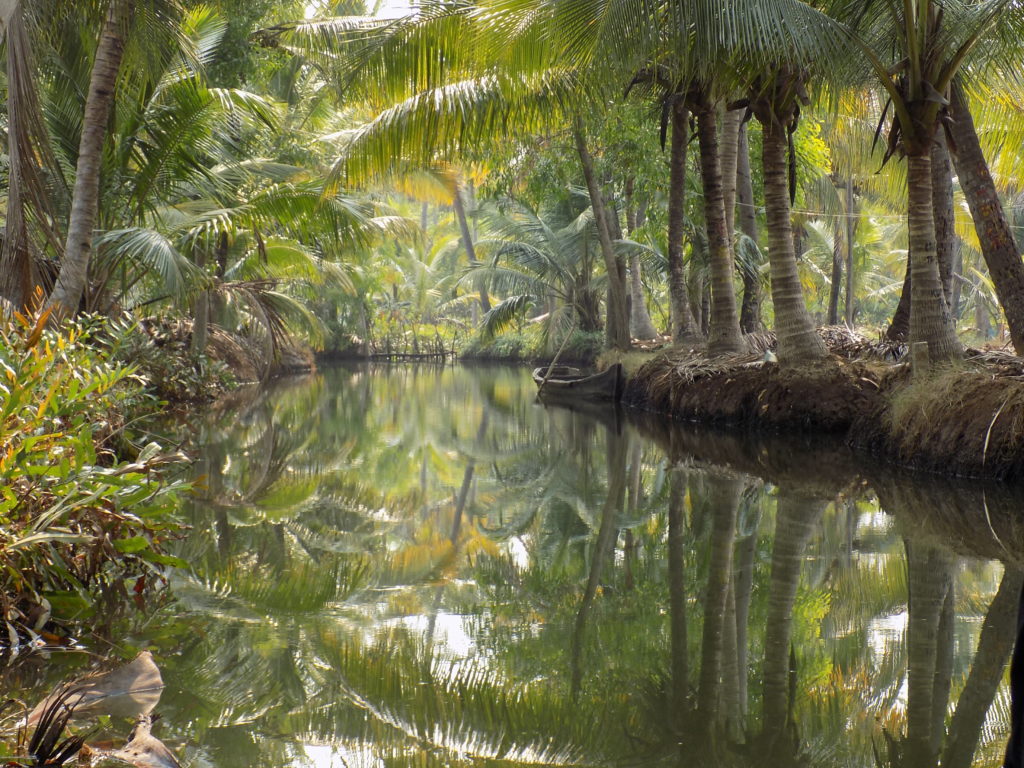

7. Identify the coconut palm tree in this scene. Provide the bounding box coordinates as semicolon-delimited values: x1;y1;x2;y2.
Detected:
759;490;827;756
0;2;64;312
840;0;1024;362
46;0;137;318
749;68;830;363
947;77;1024;354
270;0;857;355
471;196;607;343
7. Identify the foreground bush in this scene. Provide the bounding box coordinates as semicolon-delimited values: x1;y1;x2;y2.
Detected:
0;309;190;646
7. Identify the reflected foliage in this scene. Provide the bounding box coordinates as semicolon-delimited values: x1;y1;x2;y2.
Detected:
6;365;1019;768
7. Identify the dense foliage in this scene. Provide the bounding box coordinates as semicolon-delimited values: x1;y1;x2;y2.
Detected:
0;307;189;643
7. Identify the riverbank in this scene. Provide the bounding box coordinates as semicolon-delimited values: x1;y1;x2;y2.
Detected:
623;335;1024;482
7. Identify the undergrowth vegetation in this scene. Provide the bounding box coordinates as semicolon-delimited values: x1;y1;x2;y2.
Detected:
877;364;1024;480
462;328;605;364
0;309;192;646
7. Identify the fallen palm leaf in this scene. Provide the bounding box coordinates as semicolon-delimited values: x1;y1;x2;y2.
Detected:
27;651;164;725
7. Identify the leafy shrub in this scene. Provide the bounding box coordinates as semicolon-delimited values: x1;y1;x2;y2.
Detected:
0;309;190;644
120;317;236;402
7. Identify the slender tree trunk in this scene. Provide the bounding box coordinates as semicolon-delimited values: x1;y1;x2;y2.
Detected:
575;119;630;351
624;440;642;589
886;122;953;347
192;251;210;355
1006;576;1024;768
930;585;955;755
48;0;131;319
697;473;741;726
695;104;744;354
606;198;632;336
887;260;912;341
949;79;1024;354
827;232;842;325
720;571;742;737
668;103;703;345
906;153;962;362
720;109;743;242
668;468;690;721
760;120;826;363
737;124;763;333
951;240;964;320
570;427;627;696
701;281;711;334
976;284;992;339
733;519;758;716
452;181;490;313
904;539;954;767
844;178;857;325
932;131;956;309
761;491;826;750
624;176;660;339
943;568;1023;768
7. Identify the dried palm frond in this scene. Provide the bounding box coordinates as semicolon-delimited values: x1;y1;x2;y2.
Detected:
0;4;65;310
24;684;93;766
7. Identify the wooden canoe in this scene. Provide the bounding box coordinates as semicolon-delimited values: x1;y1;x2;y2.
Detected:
532;363;625;402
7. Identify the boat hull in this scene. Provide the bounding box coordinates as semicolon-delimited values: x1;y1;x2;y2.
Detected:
532;363;625;402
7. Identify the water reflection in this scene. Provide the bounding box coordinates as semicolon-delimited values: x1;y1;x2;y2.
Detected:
2;364;1020;768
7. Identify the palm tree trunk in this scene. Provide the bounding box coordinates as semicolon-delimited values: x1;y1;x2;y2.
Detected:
696;473;740;726
48;0;131;319
890;132;955;343
695;104;744;354
624;176;660;340
906;152;961;362
570;426;627;697
733;524;758;716
843;177;857;325
943;568;1023;768
452;181;490;313
948;80;1024;353
932;131;956;308
574;118;630;351
192;251;210;355
668;103;703;345
761;491;825;750
827;232;842;325
904;539;954;766
720;109;743;242
951;241;964;320
737;124;763;333
668;468;689;720
930;585;955;754
1006;575;1024;768
760;120;826;363
886;260;912;341
720;571;742;737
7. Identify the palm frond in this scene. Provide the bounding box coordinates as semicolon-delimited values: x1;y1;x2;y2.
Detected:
480;294;533;340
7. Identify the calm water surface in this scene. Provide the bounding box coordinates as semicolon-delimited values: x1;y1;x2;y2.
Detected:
10;364;1024;767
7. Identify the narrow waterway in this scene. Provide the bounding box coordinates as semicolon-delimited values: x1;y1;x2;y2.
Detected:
7;364;1023;767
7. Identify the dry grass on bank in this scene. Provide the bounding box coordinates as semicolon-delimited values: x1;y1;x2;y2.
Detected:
860;361;1024;481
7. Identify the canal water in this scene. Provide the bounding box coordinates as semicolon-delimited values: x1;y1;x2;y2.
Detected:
5;364;1022;767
